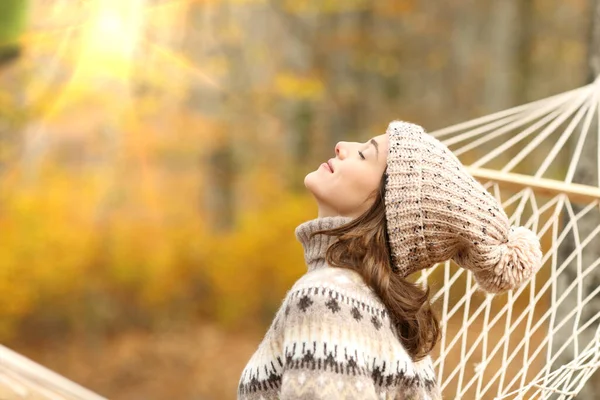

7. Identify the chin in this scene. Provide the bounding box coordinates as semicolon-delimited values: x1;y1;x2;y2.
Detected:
303;170;318;193
304;172;327;202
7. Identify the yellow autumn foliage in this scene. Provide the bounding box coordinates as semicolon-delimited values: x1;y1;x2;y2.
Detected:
0;147;316;340
274;72;324;101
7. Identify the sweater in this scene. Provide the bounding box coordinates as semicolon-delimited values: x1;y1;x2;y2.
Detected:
237;216;442;400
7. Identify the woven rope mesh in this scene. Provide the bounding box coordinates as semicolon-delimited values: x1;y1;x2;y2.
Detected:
420;80;600;399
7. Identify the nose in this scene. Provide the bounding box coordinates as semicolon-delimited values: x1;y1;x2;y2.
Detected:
335;141;347;159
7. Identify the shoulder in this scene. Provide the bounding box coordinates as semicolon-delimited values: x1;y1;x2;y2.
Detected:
289;266;378;302
284;267;388;316
280;267;391;334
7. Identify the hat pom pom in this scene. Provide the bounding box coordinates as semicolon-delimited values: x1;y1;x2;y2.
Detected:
476;226;543;293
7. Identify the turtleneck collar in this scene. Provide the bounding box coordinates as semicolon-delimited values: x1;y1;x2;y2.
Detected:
294;216;354;273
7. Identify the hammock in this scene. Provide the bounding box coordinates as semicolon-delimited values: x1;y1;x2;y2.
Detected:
1;82;599;399
0;345;106;399
423;79;600;399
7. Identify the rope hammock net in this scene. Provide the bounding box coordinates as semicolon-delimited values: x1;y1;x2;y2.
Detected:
423;78;600;399
1;80;600;399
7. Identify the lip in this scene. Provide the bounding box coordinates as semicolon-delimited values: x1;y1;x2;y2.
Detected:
327;159;334;173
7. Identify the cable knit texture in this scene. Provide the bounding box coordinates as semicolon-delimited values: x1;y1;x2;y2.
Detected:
384;120;543;293
237;216;442;400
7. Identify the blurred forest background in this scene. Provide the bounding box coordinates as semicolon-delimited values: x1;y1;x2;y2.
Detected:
0;0;595;399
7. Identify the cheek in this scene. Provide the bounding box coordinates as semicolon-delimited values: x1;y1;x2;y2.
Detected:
341;167;380;194
326;168;380;208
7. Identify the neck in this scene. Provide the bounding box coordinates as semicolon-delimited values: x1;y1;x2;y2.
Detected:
295;216;354;272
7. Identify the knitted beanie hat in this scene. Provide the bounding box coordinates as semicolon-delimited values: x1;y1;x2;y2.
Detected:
383;120;543;294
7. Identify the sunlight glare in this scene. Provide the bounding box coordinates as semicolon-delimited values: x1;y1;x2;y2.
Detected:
96;10;126;41
75;0;145;80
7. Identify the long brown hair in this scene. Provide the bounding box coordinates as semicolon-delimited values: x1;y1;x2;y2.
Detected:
312;171;441;362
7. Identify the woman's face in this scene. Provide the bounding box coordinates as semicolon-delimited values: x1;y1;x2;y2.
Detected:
304;133;389;218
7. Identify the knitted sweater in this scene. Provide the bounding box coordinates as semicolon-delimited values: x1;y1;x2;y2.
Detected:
237;216;442;400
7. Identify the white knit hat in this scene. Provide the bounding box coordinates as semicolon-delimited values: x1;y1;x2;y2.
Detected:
383;120;543;293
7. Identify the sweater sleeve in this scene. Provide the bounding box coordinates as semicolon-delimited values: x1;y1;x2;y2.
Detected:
278;287;379;400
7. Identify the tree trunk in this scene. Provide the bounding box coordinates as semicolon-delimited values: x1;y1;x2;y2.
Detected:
185;3;237;231
483;0;533;111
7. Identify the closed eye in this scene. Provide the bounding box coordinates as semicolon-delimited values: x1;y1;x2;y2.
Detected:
358;150;365;160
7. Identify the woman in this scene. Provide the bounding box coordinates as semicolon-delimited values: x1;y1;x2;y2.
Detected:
237;120;542;399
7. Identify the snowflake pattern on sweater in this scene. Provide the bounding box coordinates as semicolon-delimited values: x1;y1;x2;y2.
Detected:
237;216;442;400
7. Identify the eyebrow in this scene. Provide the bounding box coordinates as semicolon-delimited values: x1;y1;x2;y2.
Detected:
370;139;379;158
